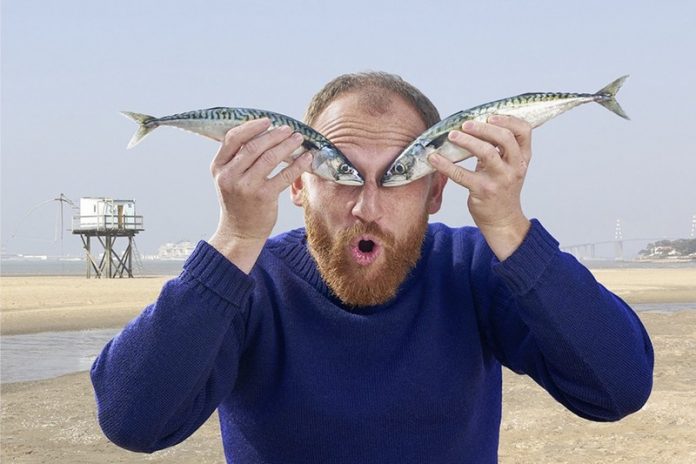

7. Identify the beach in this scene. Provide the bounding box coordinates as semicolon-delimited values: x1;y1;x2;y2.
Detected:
1;268;696;463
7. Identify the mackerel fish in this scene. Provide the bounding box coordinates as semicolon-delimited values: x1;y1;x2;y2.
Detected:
122;107;364;186
381;76;630;187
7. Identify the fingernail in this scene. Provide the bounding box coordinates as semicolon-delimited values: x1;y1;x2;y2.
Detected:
462;121;475;130
291;132;303;141
428;153;442;163
488;115;504;123
278;125;292;134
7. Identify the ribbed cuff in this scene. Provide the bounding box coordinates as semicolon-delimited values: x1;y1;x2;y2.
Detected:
492;219;559;295
182;241;255;305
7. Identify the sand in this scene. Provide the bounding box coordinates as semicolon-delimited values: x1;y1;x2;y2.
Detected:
0;276;172;336
1;269;696;463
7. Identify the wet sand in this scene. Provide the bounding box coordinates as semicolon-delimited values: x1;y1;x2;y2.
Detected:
1;269;695;462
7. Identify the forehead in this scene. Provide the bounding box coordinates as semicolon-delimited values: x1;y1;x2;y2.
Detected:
311;91;427;167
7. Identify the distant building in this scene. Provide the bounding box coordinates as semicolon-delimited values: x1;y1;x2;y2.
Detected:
639;239;696;261
72;197;144;278
75;198;141;231
156;241;196;260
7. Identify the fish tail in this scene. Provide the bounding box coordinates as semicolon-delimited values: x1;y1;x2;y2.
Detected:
595;75;630;120
121;111;158;148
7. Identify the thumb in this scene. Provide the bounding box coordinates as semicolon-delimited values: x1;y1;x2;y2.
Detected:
269;151;313;193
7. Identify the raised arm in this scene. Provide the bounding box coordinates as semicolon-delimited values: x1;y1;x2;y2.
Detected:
91;120;311;452
432;115;653;420
479;220;654;421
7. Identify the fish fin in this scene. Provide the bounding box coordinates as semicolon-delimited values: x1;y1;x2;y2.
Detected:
121;111;158;148
596;75;630;120
301;139;318;151
428;132;449;149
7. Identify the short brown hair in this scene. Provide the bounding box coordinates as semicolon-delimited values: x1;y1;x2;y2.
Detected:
304;71;440;128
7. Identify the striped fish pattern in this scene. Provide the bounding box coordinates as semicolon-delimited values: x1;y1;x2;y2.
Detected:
381;76;630;187
122;107;364;185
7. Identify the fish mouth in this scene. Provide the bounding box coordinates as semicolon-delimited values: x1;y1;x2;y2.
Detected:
381;175;410;187
349;234;382;266
335;177;365;186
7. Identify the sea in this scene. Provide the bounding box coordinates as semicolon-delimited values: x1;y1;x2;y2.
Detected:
0;258;186;277
1;258;695;384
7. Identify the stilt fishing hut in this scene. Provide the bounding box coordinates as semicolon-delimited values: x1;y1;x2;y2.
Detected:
72;198;144;278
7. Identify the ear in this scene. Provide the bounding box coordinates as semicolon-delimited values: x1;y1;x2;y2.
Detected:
427;173;447;214
290;173;306;207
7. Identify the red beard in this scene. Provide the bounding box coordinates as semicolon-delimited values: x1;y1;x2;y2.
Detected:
304;205;427;307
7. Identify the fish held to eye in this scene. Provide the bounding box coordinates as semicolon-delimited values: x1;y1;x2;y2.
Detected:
122;107;364;186
381;76;630;187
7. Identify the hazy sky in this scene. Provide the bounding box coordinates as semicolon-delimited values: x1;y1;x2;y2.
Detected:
2;0;695;257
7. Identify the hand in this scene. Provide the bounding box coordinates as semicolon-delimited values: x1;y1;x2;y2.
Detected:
208;118;312;272
428;115;532;260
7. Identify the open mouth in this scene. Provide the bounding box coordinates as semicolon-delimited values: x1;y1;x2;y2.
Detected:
350;236;381;266
358;240;374;253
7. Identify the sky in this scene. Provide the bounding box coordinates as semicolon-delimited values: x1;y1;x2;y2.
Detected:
2;0;695;258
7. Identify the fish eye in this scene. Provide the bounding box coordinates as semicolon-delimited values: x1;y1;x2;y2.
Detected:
394;163;406;175
338;163;352;175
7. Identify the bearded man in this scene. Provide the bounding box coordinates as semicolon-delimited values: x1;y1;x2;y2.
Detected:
92;72;654;463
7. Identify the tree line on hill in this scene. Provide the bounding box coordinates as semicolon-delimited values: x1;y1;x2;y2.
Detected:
638;238;696;259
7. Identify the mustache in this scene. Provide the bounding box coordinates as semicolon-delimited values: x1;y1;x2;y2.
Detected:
337;222;396;250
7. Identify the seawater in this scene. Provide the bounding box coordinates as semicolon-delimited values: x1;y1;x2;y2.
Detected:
0;259;185;276
1;328;120;384
1;302;693;384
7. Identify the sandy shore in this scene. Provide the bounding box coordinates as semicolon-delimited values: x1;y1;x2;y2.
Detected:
1;269;696;462
2;268;695;336
0;275;173;336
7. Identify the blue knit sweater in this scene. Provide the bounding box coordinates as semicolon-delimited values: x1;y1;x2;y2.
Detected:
91;220;653;463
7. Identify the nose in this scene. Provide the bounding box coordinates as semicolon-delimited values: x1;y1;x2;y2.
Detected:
351;182;384;223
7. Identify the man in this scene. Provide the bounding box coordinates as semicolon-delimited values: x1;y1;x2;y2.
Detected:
91;72;654;463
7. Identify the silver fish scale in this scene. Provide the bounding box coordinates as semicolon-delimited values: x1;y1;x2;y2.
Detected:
122;106;365;185
469;92;594;115
420;91;602;141
160;107;328;145
381;76;630;187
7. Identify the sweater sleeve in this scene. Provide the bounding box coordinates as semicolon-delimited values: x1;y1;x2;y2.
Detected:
90;241;255;452
479;220;654;422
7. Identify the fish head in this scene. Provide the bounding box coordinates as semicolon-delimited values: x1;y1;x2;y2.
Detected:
312;146;364;186
381;142;432;188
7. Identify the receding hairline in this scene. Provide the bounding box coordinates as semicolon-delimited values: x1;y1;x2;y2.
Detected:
303;72;440;129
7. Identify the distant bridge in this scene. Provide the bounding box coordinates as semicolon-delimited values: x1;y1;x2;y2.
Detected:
560;237;674;261
561;216;694;260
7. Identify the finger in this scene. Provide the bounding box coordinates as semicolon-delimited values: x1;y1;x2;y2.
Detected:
428;152;481;191
212;118;272;168
448;126;506;173
487;115;532;163
460;119;520;164
246;132;305;180
229;125;295;175
267;151;313;194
